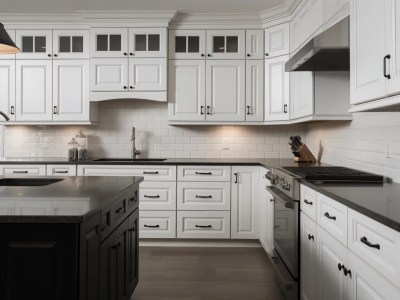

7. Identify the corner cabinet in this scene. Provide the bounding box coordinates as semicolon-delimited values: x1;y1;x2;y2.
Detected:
0;60;16;121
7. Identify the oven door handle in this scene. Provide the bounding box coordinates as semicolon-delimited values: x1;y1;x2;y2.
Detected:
266;186;296;209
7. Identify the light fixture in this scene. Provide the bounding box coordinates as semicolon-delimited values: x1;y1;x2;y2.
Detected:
0;23;20;54
0;111;10;121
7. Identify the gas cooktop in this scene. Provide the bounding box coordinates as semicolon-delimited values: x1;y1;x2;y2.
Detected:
281;166;385;182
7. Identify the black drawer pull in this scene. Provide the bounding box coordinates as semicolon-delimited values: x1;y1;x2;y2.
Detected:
304;199;313;205
195;195;212;199
234;172;238;184
343;267;352;278
128;226;135;232
54;170;68;174
111;242;121;249
195;172;212;175
246;105;251;115
384;54;391;79
361;236;380;250
308;234;314;241
144;224;160;228
13;170;28;174
195;225;212;228
129;196;137;202
338;263;344;271
143;171;159;174
324;212;336;220
144;195;160;198
115;207;124;214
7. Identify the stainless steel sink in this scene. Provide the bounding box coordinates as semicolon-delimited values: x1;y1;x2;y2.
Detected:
0;178;63;186
93;158;167;162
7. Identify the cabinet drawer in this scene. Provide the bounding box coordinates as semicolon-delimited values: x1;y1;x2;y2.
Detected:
300;184;317;221
46;165;77;176
0;165;46;176
177;182;230;210
348;208;400;288
317;193;348;245
77;165;176;181
139;211;176;238
139;181;176;210
177;211;230;239
177;165;231;181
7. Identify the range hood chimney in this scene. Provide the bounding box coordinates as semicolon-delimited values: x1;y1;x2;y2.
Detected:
285;16;350;72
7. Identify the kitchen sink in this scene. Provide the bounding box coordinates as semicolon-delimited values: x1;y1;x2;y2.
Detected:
93;158;167;162
0;178;63;186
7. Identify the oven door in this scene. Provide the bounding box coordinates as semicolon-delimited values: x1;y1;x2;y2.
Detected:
267;186;299;279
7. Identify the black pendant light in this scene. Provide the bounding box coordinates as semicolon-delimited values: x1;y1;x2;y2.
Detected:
0;23;20;54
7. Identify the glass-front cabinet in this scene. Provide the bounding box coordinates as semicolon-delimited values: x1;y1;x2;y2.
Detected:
15;30;53;59
53;30;89;59
90;28;128;58
169;30;206;59
129;28;167;58
206;30;245;59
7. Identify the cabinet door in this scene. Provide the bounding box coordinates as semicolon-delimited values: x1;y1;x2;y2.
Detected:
15;60;52;121
53;30;89;59
128;58;166;91
386;0;400;95
264;55;290;121
0;60;16;122
53;60;89;121
169;29;206;59
15;30;53;59
260;182;274;255
350;0;387;104
290;13;302;52
317;226;348;300
245;60;264;122
290;72;314;119
168;60;206;121
90;28;128;58
127;209;139;298
206;30;245;59
0;29;16;60
206;60;245;122
264;23;290;58
90;58;129;91
129;28;166;58
300;212;317;300
246;30;264;59
231;166;260;239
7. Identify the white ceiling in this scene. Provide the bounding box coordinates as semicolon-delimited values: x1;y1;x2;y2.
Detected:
0;0;289;14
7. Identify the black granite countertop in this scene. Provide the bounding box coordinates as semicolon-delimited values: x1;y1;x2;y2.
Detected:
0;176;143;223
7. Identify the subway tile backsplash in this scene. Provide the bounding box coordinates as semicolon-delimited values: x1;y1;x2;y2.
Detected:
1;100;305;159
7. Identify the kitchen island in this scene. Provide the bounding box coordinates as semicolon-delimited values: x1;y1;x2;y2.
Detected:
0;176;143;300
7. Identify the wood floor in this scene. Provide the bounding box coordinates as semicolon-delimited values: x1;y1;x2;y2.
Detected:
132;247;284;300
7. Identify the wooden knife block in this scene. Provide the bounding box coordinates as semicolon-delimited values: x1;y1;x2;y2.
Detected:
293;144;317;163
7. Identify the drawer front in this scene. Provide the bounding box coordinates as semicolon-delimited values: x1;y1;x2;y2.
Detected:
317;193;348;246
46;165;77;176
112;198;127;223
77;165;176;181
139;211;176;238
177;165;231;182
348;208;400;287
177;182;231;210
139;181;176;210
1;165;46;176
177;211;230;239
300;184;317;221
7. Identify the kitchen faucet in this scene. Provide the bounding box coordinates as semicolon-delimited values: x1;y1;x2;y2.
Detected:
131;127;141;159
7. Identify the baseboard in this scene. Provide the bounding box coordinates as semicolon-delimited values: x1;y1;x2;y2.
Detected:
139;239;262;248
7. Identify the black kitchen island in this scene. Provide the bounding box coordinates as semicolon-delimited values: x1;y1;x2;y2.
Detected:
0;176;143;300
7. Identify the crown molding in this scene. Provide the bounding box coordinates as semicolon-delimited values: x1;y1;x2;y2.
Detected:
259;0;304;27
0;13;85;25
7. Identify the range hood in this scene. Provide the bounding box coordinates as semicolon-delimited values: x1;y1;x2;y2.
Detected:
285;16;350;72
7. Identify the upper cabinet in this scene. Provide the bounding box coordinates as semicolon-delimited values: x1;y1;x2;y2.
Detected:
324;0;349;27
206;30;245;59
245;30;264;59
52;30;89;59
0;61;16;122
129;28;167;58
15;30;53;59
90;28;128;58
264;23;290;58
169;30;206;59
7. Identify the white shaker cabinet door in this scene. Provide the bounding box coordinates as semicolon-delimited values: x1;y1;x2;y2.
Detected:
245;60;264;122
0;60;16;122
15;60;53;121
168;60;206;121
206;60;245;122
90;58;128;91
264;23;290;58
387;0;400;96
245;30;264;59
53;60;89;121
169;29;206;60
206;30;246;60
290;71;314;120
128;28;167;58
128;58;167;91
15;30;53;59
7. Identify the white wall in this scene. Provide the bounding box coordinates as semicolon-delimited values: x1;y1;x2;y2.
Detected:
306;112;400;183
2;100;305;159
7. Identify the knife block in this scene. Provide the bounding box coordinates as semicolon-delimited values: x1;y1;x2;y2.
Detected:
293;144;317;163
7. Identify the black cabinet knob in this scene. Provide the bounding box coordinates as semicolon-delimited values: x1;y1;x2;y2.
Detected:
123;86;127;90
54;54;58;57
130;86;134;89
124;52;128;56
130;52;134;56
201;54;205;57
247;54;251;57
207;54;211;57
265;53;269;57
48;54;52;57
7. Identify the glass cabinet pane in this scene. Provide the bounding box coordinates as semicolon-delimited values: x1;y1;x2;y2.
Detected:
35;36;46;53
109;35;121;51
213;36;225;53
148;34;160;51
72;36;84;53
175;36;186;53
97;35;108;51
22;36;33;52
188;36;200;53
226;36;238;53
135;35;147;51
59;36;71;52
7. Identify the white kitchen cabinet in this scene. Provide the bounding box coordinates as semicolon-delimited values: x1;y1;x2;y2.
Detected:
15;60;53;121
0;29;16;60
206;60;245;122
231;166;260;239
0;60;16;122
139;181;176;211
169;30;206;60
259;170;274;255
300;212;317;300
290;72;314;119
52;30;89;59
264;55;290;121
129;58;166;91
168;60;206;121
15;30;53;59
46;165;77;176
206;30;245;59
245;30;264;59
386;0;400;96
0;164;46;176
245;60;264;122
90;58;129;91
140;210;177;238
53;60;90;121
324;0;349;26
128;28;166;58
177;165;231;182
264;23;290;58
90;28;128;58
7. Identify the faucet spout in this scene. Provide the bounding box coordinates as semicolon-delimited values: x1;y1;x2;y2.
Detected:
131;127;140;159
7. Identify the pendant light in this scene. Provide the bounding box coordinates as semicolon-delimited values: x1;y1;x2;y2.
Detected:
0;23;20;54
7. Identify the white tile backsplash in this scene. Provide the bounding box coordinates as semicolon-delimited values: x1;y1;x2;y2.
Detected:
1;100;305;160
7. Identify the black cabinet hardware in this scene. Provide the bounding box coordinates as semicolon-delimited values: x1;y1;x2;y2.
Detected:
13;170;28;174
123;86;127;89
247;54;251;57
384;54;391;79
304;199;313;205
246;106;251;115
265;53;269;56
115;207;124;214
361;236;380;250
128;226;135;232
130;86;134;89
284;104;288;113
54;54;58;57
48;54;52;57
53;106;58;114
10;106;15;115
195;172;212;175
144;195;160;198
54;171;69;174
111;242;121;249
343;267;352;278
129;196;137;203
338;263;344;271
195;195;212;199
324;212;336;220
234;172;238;184
195;225;212;228
270;199;275;202
130;52;134;56
144;224;160;228
201;54;205;57
206;106;211;115
143;171;159;174
200;106;205;115
207;54;211;57
124;52;128;56
308;234;314;241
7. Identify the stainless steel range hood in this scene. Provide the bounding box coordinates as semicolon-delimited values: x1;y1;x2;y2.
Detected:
285;16;349;72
